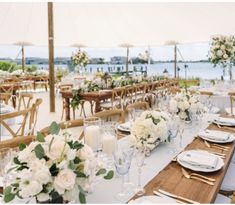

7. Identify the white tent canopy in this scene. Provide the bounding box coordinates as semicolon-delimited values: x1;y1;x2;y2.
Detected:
0;2;235;47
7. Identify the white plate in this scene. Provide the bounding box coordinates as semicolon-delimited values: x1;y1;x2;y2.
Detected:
129;196;176;204
177;150;224;172
199;130;235;144
117;122;131;132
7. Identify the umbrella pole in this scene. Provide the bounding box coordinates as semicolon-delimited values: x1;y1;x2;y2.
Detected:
21;45;25;73
48;2;55;112
174;45;177;78
126;47;129;76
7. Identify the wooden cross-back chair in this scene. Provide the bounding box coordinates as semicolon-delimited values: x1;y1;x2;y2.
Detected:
0;136;34;150
228;92;235;115
126;101;149;111
93;109;125;123
0;108;31;139
17;93;33;111
28;98;43;135
124;85;135;107
134;83;147;102
100;87;125;110
34;76;48;91
0;93;12;105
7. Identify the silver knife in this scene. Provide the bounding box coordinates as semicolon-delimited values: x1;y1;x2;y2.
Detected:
158;189;200;204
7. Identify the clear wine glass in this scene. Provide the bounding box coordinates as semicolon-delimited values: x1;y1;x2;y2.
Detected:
127;107;136;126
113;151;132;202
0;148;12;187
135;149;145;196
167;119;180;154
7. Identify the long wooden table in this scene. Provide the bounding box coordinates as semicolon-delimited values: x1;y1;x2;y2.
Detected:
130;122;235;203
61;90;112;120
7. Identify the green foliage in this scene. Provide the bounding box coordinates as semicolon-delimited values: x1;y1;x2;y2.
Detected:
71;89;83;109
36;131;45;142
49;121;60;135
0;61;17;72
18;143;26;151
104;170;114;180
34;144;45;159
49;163;59;176
3;186;15;203
96;168;106;176
56;67;69;77
79;191;86;204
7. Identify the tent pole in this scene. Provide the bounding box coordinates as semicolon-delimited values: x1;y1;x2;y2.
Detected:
48;2;55;112
126;47;129;77
174;45;177;78
22;45;25;72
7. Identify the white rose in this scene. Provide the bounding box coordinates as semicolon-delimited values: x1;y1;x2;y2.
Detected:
67;149;77;161
216;50;223;57
34;168;51;184
78;144;95;160
223;54;228;59
54;169;76;195
46;138;69;161
36;193;50;202
19;180;43;198
220;45;226;50
18;142;39;162
183;101;190;110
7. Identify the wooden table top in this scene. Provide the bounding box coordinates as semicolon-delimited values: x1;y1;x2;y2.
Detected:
131;123;235;203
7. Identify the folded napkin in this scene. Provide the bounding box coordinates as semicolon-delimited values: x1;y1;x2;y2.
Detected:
215;117;235;126
199;130;230;141
181;151;218;169
119;122;131;131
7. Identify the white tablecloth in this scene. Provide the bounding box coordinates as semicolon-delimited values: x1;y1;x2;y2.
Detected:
66;114;218;203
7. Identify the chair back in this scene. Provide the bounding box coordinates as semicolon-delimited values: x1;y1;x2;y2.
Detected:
18;93;33;111
0;93;12;104
29;98;43;135
0;136;34;150
0;108;31;138
124;85;135;106
126;101;149;111
229;92;235;115
40;119;84;139
111;87;125;109
134;83;147;101
93;109;125;123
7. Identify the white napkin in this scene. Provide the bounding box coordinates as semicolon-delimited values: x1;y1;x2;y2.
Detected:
181;151;218;169
199;130;230;141
119;122;131;131
215;117;235;126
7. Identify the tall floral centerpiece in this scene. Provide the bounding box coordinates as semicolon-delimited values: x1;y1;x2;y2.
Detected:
3;122;113;204
209;35;235;81
130;111;170;153
71;49;89;74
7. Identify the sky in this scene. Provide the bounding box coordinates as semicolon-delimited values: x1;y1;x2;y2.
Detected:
0;42;210;61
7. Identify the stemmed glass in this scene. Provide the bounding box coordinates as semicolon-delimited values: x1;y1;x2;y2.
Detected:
167;119;180;154
135;149;145;196
113;151;132;202
127;108;136;126
178;121;185;149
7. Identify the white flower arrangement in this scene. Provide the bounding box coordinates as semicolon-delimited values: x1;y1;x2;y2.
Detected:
209;35;235;67
10;69;24;76
3;122;113;204
32;69;49;76
169;91;204;121
130;111;170;151
71;49;89;67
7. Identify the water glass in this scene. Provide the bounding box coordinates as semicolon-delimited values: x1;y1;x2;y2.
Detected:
167;120;180;154
113;151;132;201
127;108;136;125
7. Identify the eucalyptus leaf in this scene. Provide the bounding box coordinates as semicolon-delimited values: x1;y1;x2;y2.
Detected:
36;132;45;142
96;168;106;176
34;144;45;159
3;186;15;203
79;191;86;204
104;170;114;180
18;143;26;151
49;121;60;135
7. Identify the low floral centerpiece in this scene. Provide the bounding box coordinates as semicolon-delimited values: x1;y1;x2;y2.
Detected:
169;91;204;121
3;122;113;204
130;110;170;152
